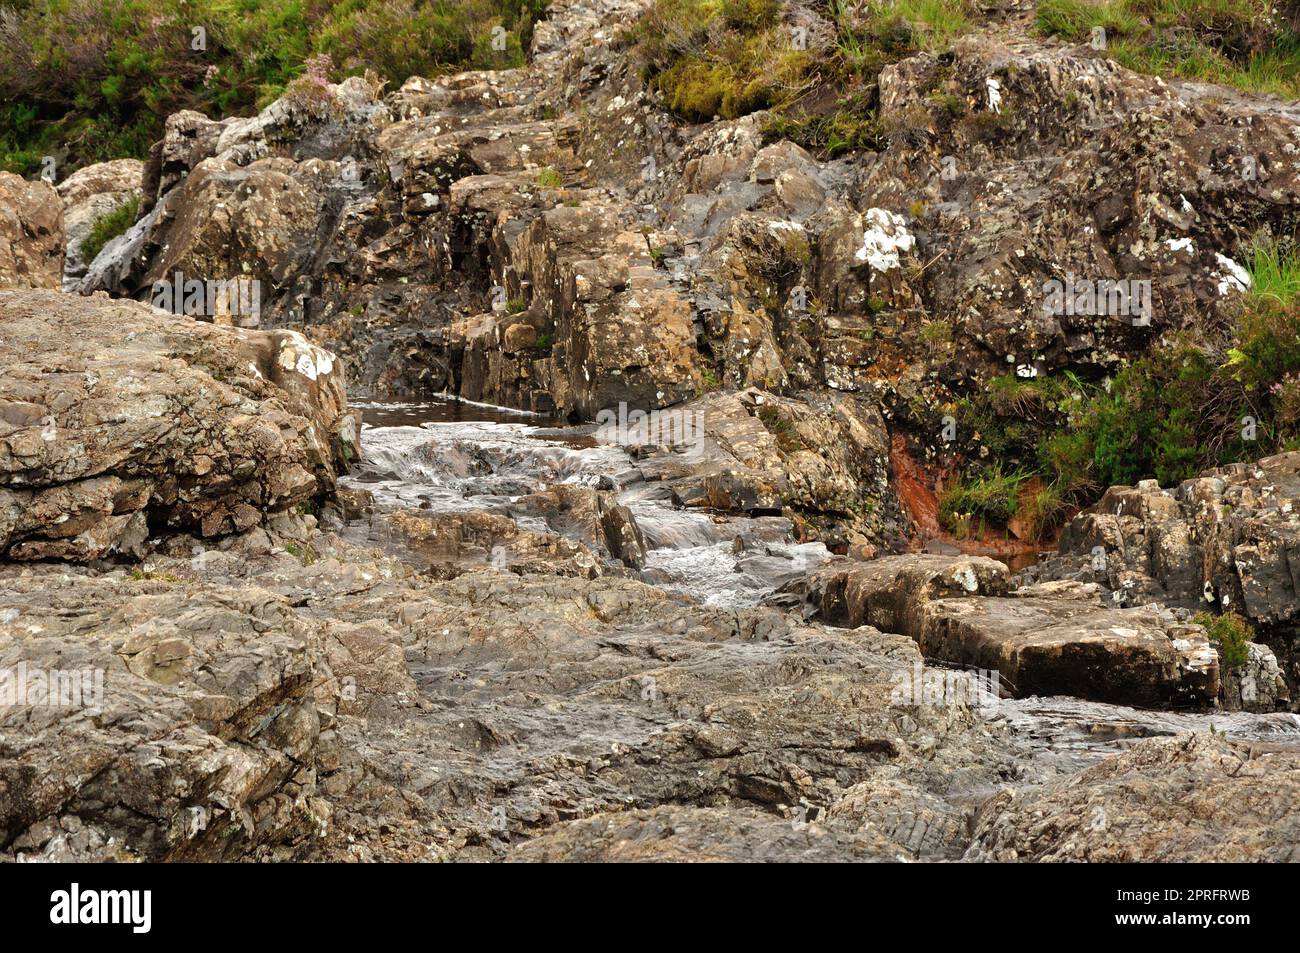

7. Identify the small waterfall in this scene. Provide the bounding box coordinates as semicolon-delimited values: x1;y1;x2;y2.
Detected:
342;398;1300;760
342;398;832;608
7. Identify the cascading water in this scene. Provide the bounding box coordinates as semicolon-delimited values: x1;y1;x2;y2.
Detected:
345;400;835;608
344;398;1300;769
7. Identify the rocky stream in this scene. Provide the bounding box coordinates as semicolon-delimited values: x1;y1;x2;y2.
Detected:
3;0;1300;862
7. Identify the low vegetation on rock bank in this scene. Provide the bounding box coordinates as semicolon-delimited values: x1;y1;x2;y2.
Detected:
941;244;1300;542
1036;0;1300;97
634;0;973;155
0;0;546;174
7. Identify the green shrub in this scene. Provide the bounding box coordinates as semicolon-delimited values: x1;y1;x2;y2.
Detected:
1194;611;1253;669
1087;247;1300;487
636;0;812;121
80;195;140;264
0;0;547;174
1089;342;1213;487
943;249;1300;544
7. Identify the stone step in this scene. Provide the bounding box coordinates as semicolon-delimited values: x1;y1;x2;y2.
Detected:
810;555;1218;707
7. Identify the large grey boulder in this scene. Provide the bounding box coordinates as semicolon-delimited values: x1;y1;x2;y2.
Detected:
0;290;357;560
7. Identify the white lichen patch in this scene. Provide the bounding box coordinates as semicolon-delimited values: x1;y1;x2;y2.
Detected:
855;208;916;272
986;77;1003;114
1214;252;1251;296
278;330;335;382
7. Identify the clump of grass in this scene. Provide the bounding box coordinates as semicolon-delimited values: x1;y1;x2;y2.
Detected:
920;319;953;344
0;0;548;176
1245;239;1300;303
1035;0;1300;97
764;91;884;156
872;0;973;48
938;466;1030;534
1035;0;1144;38
1019;480;1071;540
284;540;319;566
80;196;141;264
535;166;563;189
1194;611;1254;669
758;403;806;453
761;0;973;156
129;567;179;583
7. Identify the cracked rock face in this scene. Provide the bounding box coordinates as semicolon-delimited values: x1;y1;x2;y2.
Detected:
0;290;357;559
7;0;1300;864
967;734;1300;862
0;566;326;861
0;526;1030;862
1029;451;1300;697
1046;452;1300;625
4;518;1294;864
59;0;1300;558
0;173;63;290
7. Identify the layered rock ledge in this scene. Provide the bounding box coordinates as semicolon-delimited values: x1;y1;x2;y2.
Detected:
808;555;1218;707
0;290;357;560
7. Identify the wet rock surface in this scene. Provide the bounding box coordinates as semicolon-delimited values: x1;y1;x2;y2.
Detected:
2;382;1297;863
6;0;1300;863
968;734;1300;862
0;526;1019;861
4;505;1297;863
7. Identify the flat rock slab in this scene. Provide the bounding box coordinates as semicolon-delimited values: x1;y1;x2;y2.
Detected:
920;595;1217;707
810;555;1217;707
812;553;1010;634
